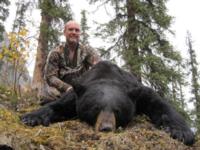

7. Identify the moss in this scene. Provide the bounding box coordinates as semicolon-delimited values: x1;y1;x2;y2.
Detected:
0;89;199;150
0;108;198;149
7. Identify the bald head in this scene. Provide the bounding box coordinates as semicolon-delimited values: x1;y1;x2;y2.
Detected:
64;20;80;33
64;20;81;44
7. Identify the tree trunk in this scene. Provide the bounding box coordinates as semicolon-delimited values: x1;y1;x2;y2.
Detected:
32;14;51;92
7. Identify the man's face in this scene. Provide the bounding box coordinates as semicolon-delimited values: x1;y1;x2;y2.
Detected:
64;22;81;44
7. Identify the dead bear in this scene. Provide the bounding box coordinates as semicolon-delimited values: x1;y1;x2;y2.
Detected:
21;61;195;145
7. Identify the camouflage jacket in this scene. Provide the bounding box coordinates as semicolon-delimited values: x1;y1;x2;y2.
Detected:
44;42;100;96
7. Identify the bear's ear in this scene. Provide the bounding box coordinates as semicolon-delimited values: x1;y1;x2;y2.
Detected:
127;86;142;100
72;83;86;97
70;79;86;97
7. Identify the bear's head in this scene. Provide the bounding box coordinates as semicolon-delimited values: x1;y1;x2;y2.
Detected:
73;79;136;132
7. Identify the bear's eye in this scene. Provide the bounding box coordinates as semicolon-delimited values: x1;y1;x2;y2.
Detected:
91;105;101;113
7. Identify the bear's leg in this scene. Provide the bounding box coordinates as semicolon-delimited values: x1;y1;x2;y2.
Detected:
129;86;195;145
21;90;77;126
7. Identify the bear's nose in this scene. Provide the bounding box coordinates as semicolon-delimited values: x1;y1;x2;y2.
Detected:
99;122;113;132
95;110;116;132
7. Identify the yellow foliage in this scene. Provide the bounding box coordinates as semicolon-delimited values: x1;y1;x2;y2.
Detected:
0;53;3;60
2;28;30;65
19;28;28;36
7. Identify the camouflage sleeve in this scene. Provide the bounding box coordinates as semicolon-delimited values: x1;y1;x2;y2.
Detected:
44;51;71;92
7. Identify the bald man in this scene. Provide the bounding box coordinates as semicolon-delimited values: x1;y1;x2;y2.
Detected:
40;20;100;105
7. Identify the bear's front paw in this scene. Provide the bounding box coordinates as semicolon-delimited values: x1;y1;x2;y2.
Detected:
21;108;53;127
161;114;195;145
169;128;195;146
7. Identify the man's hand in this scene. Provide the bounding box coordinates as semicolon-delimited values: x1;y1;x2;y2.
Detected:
66;86;73;92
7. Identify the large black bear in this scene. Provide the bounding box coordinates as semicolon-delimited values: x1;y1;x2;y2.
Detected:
21;61;194;145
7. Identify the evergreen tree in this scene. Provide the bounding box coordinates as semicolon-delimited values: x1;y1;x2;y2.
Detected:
186;31;200;133
169;60;188;110
80;10;89;45
0;0;10;41
176;64;187;109
89;0;183;98
32;0;72;92
12;0;30;32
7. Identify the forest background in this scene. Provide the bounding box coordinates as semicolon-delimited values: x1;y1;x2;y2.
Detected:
0;0;200;148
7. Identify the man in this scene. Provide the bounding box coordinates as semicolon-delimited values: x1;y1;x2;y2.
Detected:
40;20;100;105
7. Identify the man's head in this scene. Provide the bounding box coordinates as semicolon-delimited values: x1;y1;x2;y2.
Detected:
64;20;81;44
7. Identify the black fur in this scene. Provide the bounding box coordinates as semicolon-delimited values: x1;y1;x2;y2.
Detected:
21;61;195;145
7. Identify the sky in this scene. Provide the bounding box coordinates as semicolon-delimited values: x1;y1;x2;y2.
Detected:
4;0;200;74
166;0;200;60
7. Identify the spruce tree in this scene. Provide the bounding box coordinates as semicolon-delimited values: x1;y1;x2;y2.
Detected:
12;0;30;32
89;0;183;98
80;10;89;45
0;0;10;41
186;31;200;133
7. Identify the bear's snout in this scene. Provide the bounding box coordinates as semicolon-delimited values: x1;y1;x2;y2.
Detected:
95;111;116;132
